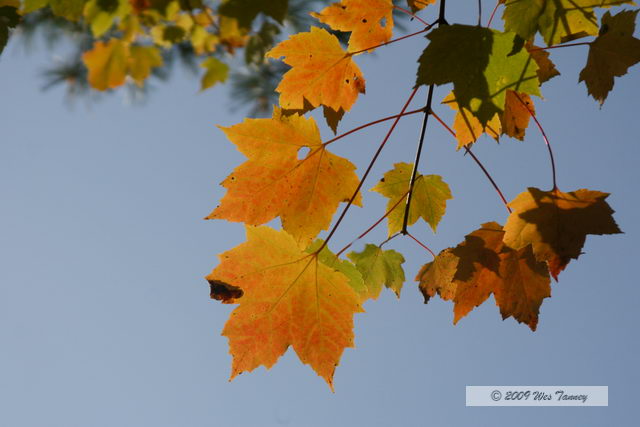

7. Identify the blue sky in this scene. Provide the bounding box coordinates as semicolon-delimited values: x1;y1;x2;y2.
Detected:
1;3;639;426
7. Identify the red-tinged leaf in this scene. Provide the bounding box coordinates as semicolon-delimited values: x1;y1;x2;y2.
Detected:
206;226;363;390
418;222;551;331
503;187;622;280
207;107;362;248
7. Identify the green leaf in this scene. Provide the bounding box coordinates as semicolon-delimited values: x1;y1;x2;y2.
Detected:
200;57;229;91
49;0;87;21
219;0;288;28
371;162;452;236
306;240;367;300
22;0;48;14
579;10;640;105
128;45;163;86
502;0;635;46
415;25;540;126
347;244;406;298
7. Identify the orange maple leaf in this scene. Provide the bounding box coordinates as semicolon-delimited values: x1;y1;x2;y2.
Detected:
501;91;535;141
206;226;364;390
417;222;551;331
311;0;394;53
266;26;366;113
503;187;622;279
206;108;362;248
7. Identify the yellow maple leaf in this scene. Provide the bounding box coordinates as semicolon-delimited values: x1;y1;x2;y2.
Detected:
206;226;364;390
311;0;394;53
442;92;501;148
266;26;366;113
83;39;163;90
207;107;362;248
83;39;129;90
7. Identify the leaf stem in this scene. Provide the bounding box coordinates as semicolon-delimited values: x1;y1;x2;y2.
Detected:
401;0;447;235
335;190;410;258
429;109;513;213
513;92;558;189
528;42;591;51
406;232;436;258
317;88;420;254
324;108;425;147
392;5;431;27
486;0;500;27
348;25;434;56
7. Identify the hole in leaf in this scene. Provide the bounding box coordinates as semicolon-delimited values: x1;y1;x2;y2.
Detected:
297;146;310;160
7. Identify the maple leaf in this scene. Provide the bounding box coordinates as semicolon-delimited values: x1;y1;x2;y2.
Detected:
311;0;394;53
407;0;436;13
371;162;452;236
527;42;560;83
83;39;163;90
207;107;362;248
48;0;86;21
83;39;129;90
85;0;132;38
347;244;406;299
501;91;534;141
415;248;458;302
579;10;640;104
200;57;229;91
442;92;501;148
502;0;635;46
416;25;540;126
218;0;288;28
206;226;363;390
128;45;163;86
503;187;622;280
417;222;551;331
306;240;369;301
266;26;366;113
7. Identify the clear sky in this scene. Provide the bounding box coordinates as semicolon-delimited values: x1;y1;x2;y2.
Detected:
1;3;639;427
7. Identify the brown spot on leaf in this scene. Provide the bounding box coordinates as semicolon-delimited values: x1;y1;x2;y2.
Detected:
208;279;244;304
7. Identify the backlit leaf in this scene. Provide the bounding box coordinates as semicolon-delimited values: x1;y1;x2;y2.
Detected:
579;10;640;104
311;0;394;53
416;25;540;126
527;42;560;83
371;162;452;236
128;45;162;86
503;187;622;280
266;26;366;113
501;91;534;141
442;91;501;148
83;39;129;90
418;222;551;331
347;244;406;298
206;226;363;390
502;0;635;46
207;107;362;248
200;57;229;91
407;0;435;13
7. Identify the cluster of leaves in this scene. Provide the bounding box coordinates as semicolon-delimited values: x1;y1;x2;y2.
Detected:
204;0;637;390
2;0;413;113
